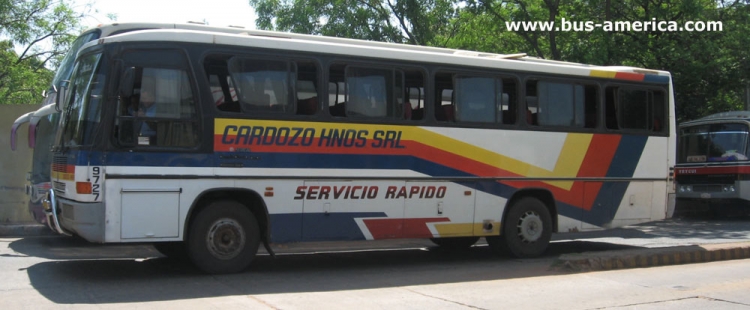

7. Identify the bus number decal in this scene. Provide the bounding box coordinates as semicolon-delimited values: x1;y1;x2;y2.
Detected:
92;166;101;200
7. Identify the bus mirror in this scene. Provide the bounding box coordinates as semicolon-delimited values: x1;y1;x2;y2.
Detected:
54;82;68;112
119;67;135;97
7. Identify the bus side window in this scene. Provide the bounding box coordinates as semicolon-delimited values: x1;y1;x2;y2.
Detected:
296;81;318;115
228;57;291;113
400;69;424;121
328;64;346;117
407;87;425;120
455;76;499;123
434;72;454;122
204;56;240;112
652;91;666;133
525;80;538;126
117;66;199;147
295;60;319;115
501;78;517;125
605;87;618;129
534;80;597;128
608;86;664;133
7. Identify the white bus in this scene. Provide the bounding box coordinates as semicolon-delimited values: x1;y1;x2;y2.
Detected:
10;22;300;224
44;28;676;273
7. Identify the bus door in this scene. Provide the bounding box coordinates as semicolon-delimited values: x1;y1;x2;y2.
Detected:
403;182;475;238
119;180;181;239
301;180;404;241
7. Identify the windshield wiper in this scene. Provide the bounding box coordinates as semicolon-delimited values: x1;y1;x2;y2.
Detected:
59;84;78;152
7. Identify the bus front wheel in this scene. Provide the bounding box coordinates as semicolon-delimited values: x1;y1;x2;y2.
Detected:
187;200;260;274
496;197;552;258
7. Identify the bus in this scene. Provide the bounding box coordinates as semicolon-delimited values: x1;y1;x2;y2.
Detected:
676;111;750;216
11;21;497;225
43;28;676;273
10;22;288;224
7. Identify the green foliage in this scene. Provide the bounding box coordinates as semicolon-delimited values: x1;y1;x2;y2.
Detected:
0;0;83;105
249;0;748;122
249;0;457;44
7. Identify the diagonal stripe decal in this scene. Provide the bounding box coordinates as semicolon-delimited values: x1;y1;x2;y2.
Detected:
215;119;595;189
210;119;650;228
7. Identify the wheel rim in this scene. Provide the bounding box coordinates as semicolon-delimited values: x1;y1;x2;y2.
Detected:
206;218;245;260
516;211;543;243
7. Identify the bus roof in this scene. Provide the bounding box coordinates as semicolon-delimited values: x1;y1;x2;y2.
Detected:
83;28;672;84
681;111;750;126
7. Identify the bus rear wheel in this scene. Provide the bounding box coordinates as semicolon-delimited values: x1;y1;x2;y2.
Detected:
495;197;552;258
187;200;260;274
430;237;480;249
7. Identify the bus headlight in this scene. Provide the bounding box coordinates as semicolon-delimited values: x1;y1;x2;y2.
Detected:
723;185;736;192
679;185;692;193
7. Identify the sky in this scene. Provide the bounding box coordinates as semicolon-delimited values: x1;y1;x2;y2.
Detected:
74;0;258;30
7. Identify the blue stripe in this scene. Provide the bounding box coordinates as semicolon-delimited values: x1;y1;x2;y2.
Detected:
642;74;671;84
583;135;649;226
73;135;649;230
270;212;386;242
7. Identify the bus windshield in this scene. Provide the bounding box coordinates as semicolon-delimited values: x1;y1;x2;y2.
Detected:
58;52;105;148
51;30;101;91
679;123;749;163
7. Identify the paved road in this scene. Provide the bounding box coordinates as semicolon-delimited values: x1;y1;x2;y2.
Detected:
553;216;750;247
0;216;749;309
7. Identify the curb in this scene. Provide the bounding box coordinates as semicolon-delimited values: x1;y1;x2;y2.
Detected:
0;224;54;237
552;242;750;272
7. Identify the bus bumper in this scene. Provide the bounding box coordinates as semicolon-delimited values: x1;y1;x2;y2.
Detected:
675;184;750;216
42;190;106;242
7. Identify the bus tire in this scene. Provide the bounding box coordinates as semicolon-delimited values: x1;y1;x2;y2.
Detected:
187;200;260;274
501;197;552;258
429;237;480;249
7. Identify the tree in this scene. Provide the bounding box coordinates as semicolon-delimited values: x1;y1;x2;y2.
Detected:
249;0;750;122
0;0;84;105
249;0;457;45
434;0;750;122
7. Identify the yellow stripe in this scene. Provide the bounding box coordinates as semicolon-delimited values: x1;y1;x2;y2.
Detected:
51;171;74;181
413;128;592;190
215;119;592;190
589;70;617;78
433;222;502;237
433;223;474;236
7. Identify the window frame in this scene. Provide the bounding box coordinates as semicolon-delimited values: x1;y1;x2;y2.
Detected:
522;75;600;131
112;47;203;150
604;82;669;136
432;68;520;128
203;51;323;118
325;59;428;124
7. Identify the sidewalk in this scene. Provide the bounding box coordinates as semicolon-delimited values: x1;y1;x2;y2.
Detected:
552;241;750;271
0;224;53;237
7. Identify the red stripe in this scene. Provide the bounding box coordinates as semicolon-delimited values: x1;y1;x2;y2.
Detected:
614;72;645;81
52;164;75;173
214;133;623;210
363;217;450;239
676;165;750;176
578;135;621;210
